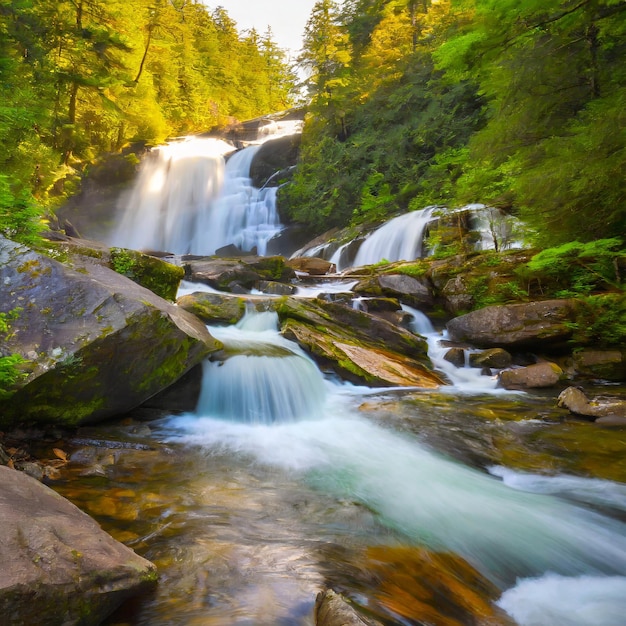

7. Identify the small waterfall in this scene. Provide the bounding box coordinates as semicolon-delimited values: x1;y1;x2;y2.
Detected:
196;311;327;425
403;305;501;393
110;135;286;255
352;207;436;267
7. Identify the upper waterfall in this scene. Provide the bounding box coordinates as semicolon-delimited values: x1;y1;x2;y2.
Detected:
108;118;303;256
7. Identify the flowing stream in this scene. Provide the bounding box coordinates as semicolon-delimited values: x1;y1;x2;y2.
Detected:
52;129;626;625
54;307;626;626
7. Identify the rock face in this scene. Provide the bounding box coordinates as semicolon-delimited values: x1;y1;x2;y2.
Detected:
0;237;220;427
446;299;579;349
0;465;156;625
249;133;301;188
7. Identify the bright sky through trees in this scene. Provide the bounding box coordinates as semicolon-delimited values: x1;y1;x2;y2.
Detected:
208;1;318;56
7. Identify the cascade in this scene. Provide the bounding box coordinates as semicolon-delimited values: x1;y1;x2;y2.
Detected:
352;207;436;268
195;311;326;425
109;133;288;255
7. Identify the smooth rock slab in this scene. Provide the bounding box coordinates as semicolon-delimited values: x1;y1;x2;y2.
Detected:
0;466;156;625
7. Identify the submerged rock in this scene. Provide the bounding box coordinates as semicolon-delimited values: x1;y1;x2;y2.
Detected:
0;465;156;624
0;236;220;427
315;589;382;626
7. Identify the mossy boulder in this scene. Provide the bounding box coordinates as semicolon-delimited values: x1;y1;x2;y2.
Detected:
0;236;220;427
0;465;157;625
446;299;580;350
46;237;184;301
275;297;445;388
177;292;248;325
183;255;295;291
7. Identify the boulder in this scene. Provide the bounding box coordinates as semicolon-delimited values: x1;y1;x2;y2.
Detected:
276;298;445;388
557;386;626;420
256;280;297;295
572;349;626;382
286;256;335;276
0;465;156;624
0;237;220;427
354;273;434;308
469;348;513;369
183;256;295;291
315;589;381;626
444;347;465;367
498;362;564;390
446;299;579;349
177;292;247;325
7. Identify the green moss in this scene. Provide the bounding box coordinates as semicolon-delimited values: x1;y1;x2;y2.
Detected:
110;247;184;301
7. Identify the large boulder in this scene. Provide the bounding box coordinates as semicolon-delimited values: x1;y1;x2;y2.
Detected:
0;237;220;427
353;273;434;308
276;298;445;388
572;349;626;382
183;256;295;292
0;465;156;624
446;299;579;349
498;362;564;389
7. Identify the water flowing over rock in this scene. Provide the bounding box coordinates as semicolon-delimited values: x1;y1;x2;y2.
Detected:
0;236;219;426
0;465;156;624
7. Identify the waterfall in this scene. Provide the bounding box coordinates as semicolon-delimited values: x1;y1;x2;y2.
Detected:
195;311;326;425
352;207;436;267
109;137;284;255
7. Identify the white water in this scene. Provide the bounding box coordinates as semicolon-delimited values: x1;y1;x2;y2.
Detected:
162;310;626;626
403;305;503;393
110;136;285;256
196;312;326;424
352;207;436;267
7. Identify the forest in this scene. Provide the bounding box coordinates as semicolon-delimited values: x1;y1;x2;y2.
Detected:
0;0;296;244
285;0;626;248
1;0;625;248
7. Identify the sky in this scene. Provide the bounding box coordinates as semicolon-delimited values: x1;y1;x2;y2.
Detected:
206;1;318;58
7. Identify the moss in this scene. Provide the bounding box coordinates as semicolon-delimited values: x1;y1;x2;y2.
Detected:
110;248;184;301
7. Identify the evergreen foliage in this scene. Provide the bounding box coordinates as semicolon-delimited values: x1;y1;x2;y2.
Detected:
283;0;626;248
0;0;297;238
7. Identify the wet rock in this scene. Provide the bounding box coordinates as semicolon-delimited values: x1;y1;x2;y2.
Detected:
498;362;564;389
249;133;301;188
446;299;579;349
557;386;626;420
256;280;297;295
469;348;512;369
444;347;465;367
0;465;156;624
277;297;445;388
0;236;219;427
441;274;475;315
286;256;335;276
177;292;247;325
315;589;381;626
572;349;626;382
